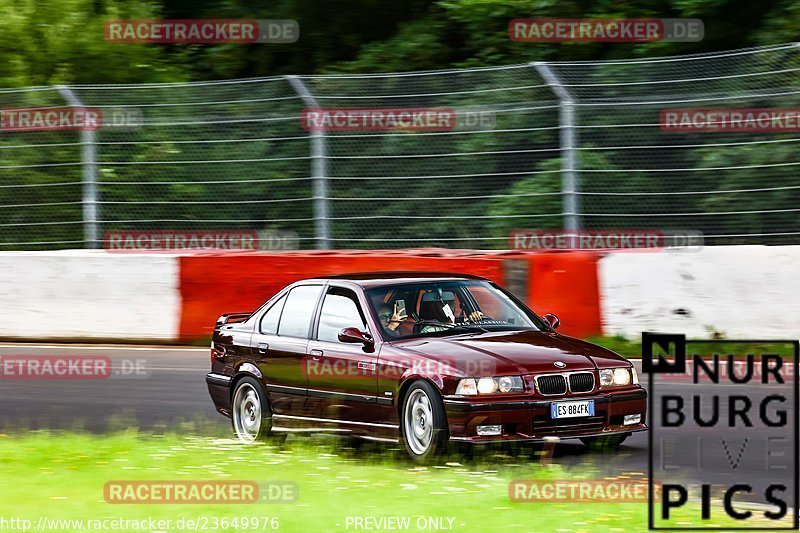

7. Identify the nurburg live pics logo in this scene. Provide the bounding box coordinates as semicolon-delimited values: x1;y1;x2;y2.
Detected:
643;332;799;529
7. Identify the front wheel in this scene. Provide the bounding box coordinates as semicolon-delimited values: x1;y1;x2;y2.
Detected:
400;381;449;461
231;377;274;443
580;434;628;450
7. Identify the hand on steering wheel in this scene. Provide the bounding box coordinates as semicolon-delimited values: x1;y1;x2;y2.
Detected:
467;311;491;322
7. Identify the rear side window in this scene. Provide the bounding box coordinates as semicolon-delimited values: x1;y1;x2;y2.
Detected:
259;294;286;335
278;285;323;338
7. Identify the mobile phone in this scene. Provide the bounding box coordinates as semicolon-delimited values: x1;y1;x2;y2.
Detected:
395;299;406;316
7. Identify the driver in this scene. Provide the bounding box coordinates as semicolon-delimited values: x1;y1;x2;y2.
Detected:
378;302;407;336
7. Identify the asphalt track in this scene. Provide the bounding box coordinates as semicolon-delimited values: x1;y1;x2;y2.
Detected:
0;343;796;516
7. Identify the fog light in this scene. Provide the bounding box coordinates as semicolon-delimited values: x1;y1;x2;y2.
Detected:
476;425;502;436
624;414;642;426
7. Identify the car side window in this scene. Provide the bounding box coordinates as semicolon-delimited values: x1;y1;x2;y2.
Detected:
259;294;287;335
317;287;367;343
277;285;323;338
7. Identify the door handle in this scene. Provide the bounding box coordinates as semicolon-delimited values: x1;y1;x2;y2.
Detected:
310;349;323;357
257;342;269;353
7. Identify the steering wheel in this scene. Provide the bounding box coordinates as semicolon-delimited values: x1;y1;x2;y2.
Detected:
459;312;493;324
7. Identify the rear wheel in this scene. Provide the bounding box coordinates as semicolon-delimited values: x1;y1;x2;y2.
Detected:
231;377;274;443
580;434;629;450
400;381;449;461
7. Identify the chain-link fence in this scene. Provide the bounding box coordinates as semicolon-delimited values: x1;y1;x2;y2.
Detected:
2;43;800;250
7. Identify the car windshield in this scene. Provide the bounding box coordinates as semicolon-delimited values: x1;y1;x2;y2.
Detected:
366;280;546;340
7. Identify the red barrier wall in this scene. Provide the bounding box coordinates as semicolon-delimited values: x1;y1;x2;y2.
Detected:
525;252;602;339
178;250;602;341
178;252;505;340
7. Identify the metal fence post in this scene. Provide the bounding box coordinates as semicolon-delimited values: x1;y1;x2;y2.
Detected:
57;85;99;248
285;75;330;250
532;62;582;233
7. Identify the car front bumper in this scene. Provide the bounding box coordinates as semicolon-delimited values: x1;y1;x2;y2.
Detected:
442;388;647;443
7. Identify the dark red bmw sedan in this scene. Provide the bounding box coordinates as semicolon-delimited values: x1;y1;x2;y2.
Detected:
206;272;647;460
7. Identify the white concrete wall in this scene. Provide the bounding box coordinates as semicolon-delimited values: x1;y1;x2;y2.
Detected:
0;251;180;340
599;246;800;339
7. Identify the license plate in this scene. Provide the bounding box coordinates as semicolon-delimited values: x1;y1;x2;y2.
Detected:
551;399;595;419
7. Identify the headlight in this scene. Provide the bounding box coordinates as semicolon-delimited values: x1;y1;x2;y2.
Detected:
600;367;633;387
497;376;518;393
456;376;524;395
613;367;631;385
477;377;497;394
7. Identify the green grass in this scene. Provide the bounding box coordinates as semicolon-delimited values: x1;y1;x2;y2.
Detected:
586;336;797;360
0;431;785;532
585;336;643;358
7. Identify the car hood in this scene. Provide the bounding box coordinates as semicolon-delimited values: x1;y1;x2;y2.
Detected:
390;330;629;377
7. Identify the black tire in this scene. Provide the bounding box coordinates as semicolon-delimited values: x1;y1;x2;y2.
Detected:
231;376;276;443
399;380;449;462
580;434;629;450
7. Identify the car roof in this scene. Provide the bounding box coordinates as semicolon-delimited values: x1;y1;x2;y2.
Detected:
308;271;489;288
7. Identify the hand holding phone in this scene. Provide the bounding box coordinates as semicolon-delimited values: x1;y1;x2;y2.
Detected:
395;299;406;319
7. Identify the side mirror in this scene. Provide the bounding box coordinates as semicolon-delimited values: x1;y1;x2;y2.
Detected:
542;313;560;330
338;327;373;345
